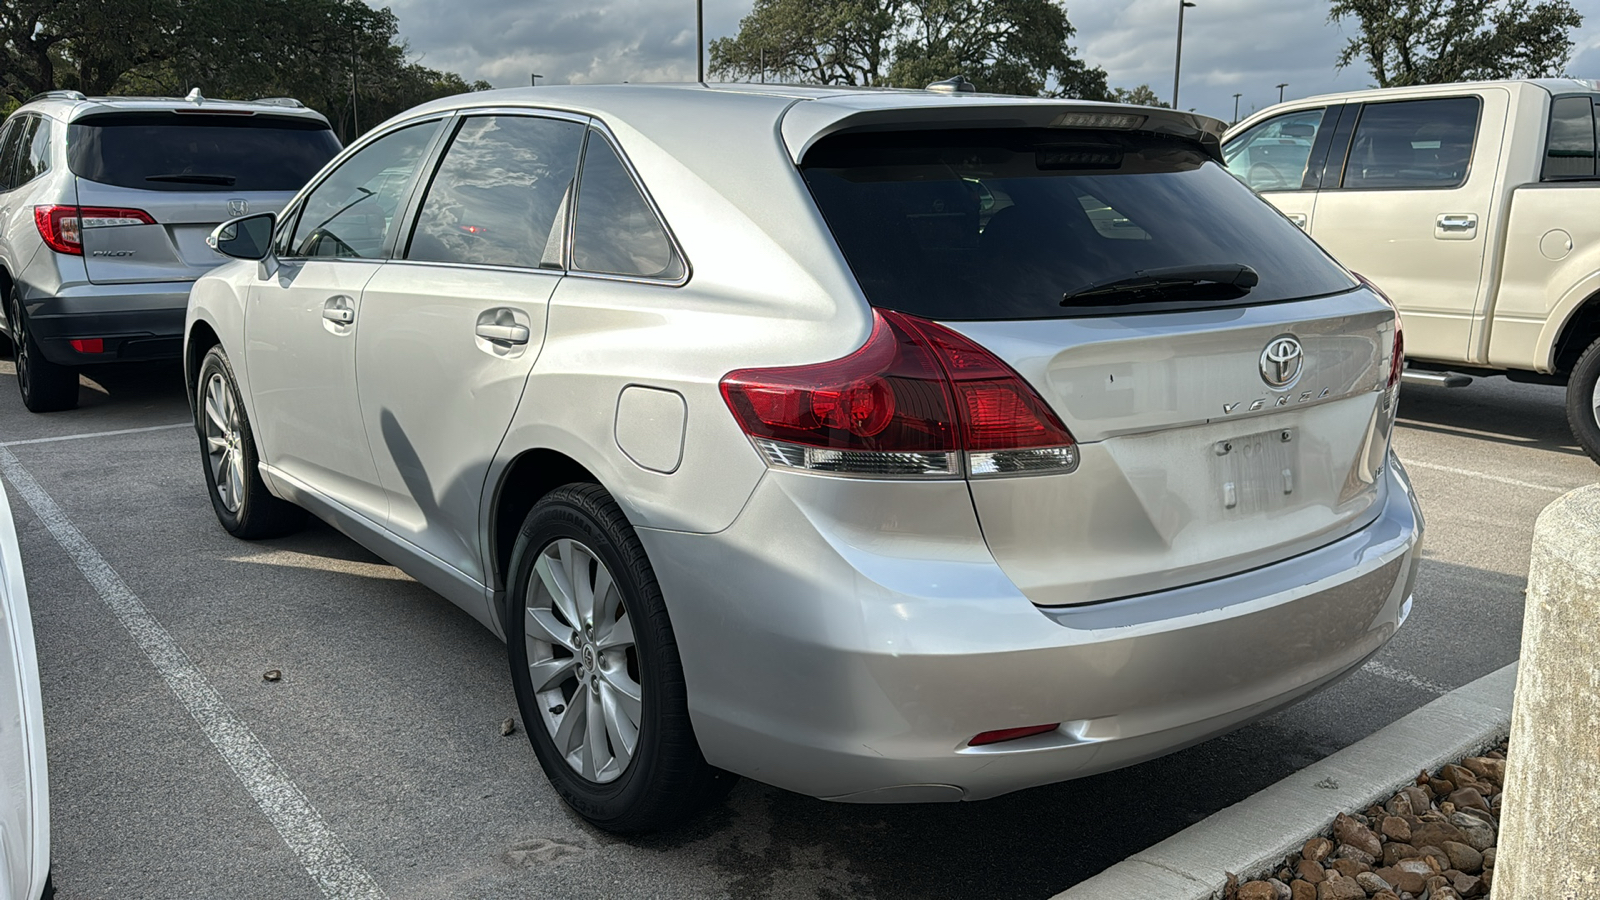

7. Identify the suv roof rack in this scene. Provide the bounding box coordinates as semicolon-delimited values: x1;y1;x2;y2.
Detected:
251;97;305;109
26;90;88;103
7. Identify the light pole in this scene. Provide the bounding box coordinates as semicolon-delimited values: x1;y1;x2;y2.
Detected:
1232;92;1241;123
1276;82;1288;104
1172;0;1196;109
530;74;544;86
697;0;705;83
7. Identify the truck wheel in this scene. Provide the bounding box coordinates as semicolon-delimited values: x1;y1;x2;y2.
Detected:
1566;337;1600;465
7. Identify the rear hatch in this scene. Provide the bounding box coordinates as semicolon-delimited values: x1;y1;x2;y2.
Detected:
801;123;1400;605
68;110;340;284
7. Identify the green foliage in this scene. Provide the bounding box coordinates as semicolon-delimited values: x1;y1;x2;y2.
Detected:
1110;84;1168;107
0;0;488;139
709;0;1109;99
1329;0;1584;87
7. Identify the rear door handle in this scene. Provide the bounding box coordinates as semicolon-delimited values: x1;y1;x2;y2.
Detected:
475;322;530;344
1286;212;1307;230
1435;213;1478;239
322;296;355;325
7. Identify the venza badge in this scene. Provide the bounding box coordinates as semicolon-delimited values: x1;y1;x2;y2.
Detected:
228;199;249;217
1259;336;1304;388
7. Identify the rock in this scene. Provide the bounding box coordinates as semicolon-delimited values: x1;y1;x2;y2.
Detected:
1237;880;1276;900
1440;800;1457;817
1482;847;1496;869
1448;811;1496;851
1401;786;1431;815
1316;875;1366;900
1333;813;1382;858
1382;843;1419;866
1384;792;1413;817
1457;806;1497;829
1462;756;1506;786
1447;786;1491;814
1334;844;1375;866
1396;856;1441;878
1371;893;1400;900
1303;837;1335;862
499;717;517;736
1268;878;1292;900
1291;880;1317;900
1425;874;1451;894
1381;816;1412;842
1442;841;1483;873
1453;872;1483;897
1413;845;1451;873
263;669;282;682
1410;821;1465;849
1328;858;1370;878
1430;777;1455;796
1355;871;1393;894
1296;859;1328;883
1224;871;1239;899
1441;764;1479;789
1375;864;1424;895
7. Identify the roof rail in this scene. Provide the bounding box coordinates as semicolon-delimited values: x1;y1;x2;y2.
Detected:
25;90;88;104
252;97;305;109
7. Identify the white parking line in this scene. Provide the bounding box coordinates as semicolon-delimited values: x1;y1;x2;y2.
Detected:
1362;660;1449;696
0;447;388;900
1401;459;1569;494
0;422;190;447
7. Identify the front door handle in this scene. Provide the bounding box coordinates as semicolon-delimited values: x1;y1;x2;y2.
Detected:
322;296;355;325
1435;213;1478;240
1286;212;1308;230
475;322;530;344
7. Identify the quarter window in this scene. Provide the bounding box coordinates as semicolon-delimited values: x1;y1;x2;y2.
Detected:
1341;97;1479;190
0;118;25;192
1544;96;1598;179
289;121;441;260
407;115;586;269
1223;108;1328;192
571;132;683;280
15;116;49;185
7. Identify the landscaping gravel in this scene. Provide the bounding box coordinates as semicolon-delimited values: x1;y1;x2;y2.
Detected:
1227;742;1508;900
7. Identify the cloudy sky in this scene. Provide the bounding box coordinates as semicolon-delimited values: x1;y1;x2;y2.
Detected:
380;0;1600;123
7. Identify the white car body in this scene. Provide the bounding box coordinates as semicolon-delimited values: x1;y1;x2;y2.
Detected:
0;475;49;900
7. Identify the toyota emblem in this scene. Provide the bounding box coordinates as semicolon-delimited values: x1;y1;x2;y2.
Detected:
1260;336;1304;388
228;199;249;217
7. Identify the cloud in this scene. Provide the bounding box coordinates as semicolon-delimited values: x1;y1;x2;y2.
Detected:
381;0;1600;122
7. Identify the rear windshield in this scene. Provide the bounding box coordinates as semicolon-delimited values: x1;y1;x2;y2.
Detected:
68;113;341;192
802;128;1357;319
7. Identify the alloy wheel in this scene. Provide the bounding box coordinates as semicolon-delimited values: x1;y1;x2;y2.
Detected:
525;537;642;784
202;373;246;513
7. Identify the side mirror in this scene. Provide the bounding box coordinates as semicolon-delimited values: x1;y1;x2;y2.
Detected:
208;213;277;261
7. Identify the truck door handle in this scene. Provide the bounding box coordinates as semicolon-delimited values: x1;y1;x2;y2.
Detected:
322;296;355;325
475;322;530;344
1286;213;1307;230
1437;214;1477;231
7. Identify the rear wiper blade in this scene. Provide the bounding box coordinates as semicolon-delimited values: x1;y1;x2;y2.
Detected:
146;173;237;185
1062;264;1260;305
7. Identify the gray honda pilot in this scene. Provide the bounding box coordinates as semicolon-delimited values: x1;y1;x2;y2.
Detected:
0;90;339;411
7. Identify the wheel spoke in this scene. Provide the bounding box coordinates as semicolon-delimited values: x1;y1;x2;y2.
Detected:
595;613;634;651
534;549;579;626
592;565;618;625
583;688;607;780
552;694;585;754
205;392;228;432
526;655;577;693
206;434;228;453
600;682;641;765
566;541;595;625
599;667;642;727
525;607;577;650
227;452;245;506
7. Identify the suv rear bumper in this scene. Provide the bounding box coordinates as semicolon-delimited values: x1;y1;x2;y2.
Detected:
19;281;189;365
638;455;1422;802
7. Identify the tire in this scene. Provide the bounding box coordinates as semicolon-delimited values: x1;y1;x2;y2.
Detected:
1568;336;1600;466
194;346;305;538
506;483;733;832
7;287;79;412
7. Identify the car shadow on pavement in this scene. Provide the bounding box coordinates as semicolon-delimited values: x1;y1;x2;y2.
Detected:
75;360;188;410
1397;378;1586;458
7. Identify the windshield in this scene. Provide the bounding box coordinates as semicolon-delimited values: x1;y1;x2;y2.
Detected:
801;128;1356;320
68;112;341;193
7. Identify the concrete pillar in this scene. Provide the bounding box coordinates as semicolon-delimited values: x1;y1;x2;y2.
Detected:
1494;485;1600;898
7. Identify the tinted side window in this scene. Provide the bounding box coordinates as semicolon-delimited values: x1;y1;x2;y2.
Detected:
572;132;683;280
0;118;25;192
1341;97;1479;190
1545;96;1598;179
16;116;49;185
407;115;585;269
1223;108;1327;192
290;122;440;260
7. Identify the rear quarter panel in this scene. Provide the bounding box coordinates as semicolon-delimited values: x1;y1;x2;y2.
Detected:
1489;183;1600;371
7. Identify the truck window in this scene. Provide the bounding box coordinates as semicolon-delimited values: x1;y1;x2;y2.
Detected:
1222;108;1327;192
1341;97;1480;190
1544;96;1598;179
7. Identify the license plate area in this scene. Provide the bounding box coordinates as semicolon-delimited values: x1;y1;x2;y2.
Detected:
1213;427;1299;513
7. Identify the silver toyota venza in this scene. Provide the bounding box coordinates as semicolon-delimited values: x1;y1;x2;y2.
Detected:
186;83;1422;832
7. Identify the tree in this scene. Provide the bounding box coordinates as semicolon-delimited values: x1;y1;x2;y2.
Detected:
709;0;1109;99
1110;84;1168;107
1329;0;1584;87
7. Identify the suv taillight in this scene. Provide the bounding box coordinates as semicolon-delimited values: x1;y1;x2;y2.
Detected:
720;309;1078;478
34;205;155;255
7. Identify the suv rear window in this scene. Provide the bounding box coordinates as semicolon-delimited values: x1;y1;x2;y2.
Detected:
801;128;1357;320
68;112;341;192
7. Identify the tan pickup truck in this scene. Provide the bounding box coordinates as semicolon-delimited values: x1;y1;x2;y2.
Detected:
1224;79;1600;462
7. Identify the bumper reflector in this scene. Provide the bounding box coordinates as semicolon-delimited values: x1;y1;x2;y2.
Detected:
69;338;105;354
969;723;1060;746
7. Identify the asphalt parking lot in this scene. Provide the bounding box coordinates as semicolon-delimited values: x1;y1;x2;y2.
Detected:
0;356;1590;900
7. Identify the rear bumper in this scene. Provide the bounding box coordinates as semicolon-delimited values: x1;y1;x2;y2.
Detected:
638;456;1422;802
19;281;189;365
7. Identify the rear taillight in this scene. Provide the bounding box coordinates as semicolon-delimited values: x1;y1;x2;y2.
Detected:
719;309;1078;478
34;205;154;255
1354;273;1404;389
